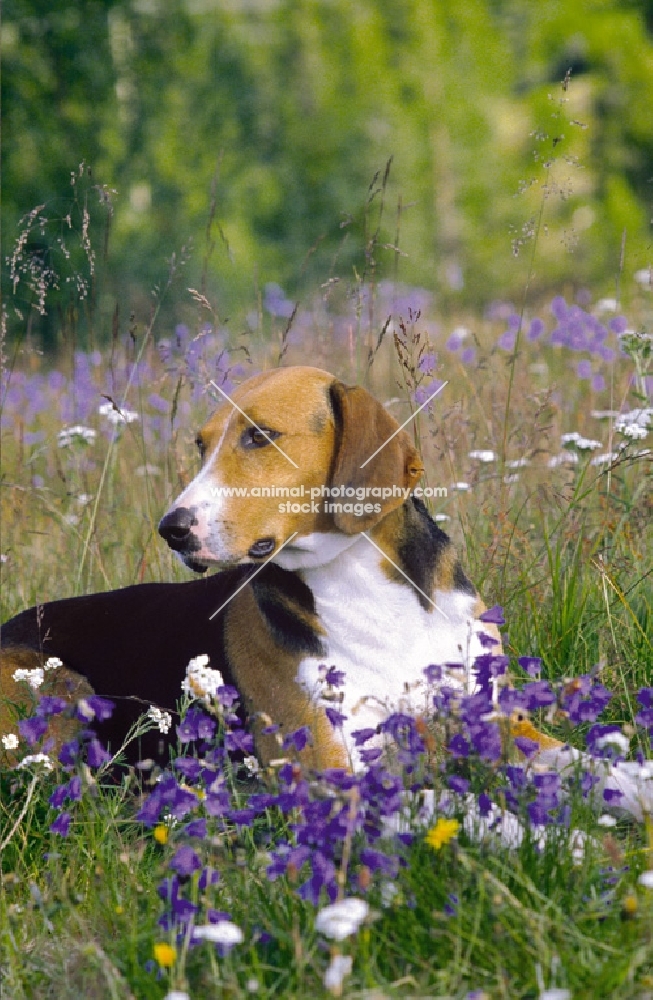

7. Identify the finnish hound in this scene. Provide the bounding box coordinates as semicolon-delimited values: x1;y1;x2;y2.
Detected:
1;366;500;767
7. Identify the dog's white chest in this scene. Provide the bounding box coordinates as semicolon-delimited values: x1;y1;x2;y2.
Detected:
295;538;486;766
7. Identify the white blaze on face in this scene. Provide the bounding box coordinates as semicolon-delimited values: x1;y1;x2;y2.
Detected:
163;414;234;563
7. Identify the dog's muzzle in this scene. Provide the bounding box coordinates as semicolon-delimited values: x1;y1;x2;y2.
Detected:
158;507;201;553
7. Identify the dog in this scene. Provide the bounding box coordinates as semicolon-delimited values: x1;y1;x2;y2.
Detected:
1;366;500;769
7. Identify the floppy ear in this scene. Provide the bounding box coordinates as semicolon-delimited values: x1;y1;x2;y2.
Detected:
328;381;424;533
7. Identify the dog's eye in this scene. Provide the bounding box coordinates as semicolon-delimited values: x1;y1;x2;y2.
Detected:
195;434;206;460
241;426;281;450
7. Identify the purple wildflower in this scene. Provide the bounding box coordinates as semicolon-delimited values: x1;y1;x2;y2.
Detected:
86;739;112;769
76;696;115;721
351;729;377;747
217;685;240;709
36;696;68;717
19;716;48;745
198;867;221;890
325;707;348;728
50;812;71;837
418;352;437;374
522;680;556;711
478;793;492;816
469;722;501;761
497;330;516;351
527;317;545;340
414;379;445;406
479;605;505;626
58;739;81;768
170;845;202;877
283;726;312;753
424;664;443;684
225;730;254;754
518;656;541;677
183;818;208;839
448;734;471;758
359;848;399;877
514;736;539;757
637;688;653;710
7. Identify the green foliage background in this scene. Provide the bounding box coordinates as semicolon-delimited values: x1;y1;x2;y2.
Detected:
4;0;653;335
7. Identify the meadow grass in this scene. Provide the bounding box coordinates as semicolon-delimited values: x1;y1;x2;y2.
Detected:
1;276;653;999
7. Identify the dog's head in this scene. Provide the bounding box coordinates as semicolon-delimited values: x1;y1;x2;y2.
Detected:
158;366;424;571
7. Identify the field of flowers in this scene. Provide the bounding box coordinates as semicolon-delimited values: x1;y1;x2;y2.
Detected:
1;274;653;998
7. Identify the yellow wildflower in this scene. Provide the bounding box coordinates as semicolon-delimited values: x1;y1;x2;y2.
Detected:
425;817;460;851
153;824;169;845
153;942;176;968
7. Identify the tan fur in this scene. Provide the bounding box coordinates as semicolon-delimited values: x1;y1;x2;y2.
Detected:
223;587;349;770
472;595;503;648
328;381;424;533
0;647;92;767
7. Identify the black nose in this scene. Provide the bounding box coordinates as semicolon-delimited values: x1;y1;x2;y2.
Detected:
158;507;199;552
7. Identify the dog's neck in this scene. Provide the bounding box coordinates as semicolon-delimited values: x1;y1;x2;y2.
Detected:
275;510;488;767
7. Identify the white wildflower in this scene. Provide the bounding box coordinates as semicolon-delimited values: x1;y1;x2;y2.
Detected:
381;881;399;907
617;422;648;440
597;814;617;828
57;424;96;448
434;513;450;522
182;653;225;704
163;993;191;1000
638;870;653;889
540;991;571;1000
506;457;530;468
2;733;19;751
44;656;63;671
569;829;590;866
468;450;496;462
596;298;617;312
193;921;244;947
315;897;369;941
634;267;652;286
451;482;470;491
324;954;353;994
12;667;44;690
246;979;260;993
16;753;53;771
98;401;139;425
595;731;630;756
547;452;579;468
243;755;260;776
561;432;602;451
147;706;172;734
76;493;93;506
615;407;653;439
591;452;618;466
